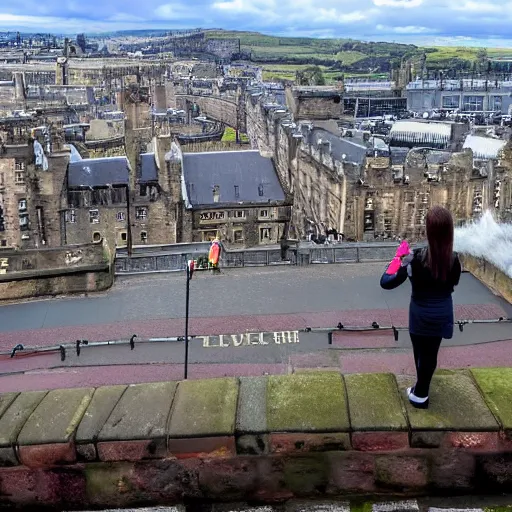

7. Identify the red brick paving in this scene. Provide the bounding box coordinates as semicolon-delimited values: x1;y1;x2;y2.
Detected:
1;339;511;393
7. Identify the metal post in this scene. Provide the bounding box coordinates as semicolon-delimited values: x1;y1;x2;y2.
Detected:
184;264;190;380
126;184;133;257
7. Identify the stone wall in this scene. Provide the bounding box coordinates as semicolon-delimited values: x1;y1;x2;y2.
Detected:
0;370;511;509
461;254;512;303
176;94;239;128
0;242;112;301
0;268;113;301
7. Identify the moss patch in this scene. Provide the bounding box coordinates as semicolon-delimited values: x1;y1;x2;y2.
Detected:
472;368;512;432
169;378;239;437
396;373;498;431
345;373;407;431
267;373;349;432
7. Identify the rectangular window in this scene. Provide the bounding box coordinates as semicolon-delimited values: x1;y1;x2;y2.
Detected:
19;213;29;231
0;173;4;187
491;95;503;111
260;227;272;242
15;170;26;186
140;231;148;242
234;185;239;198
66;209;76;223
259;209;269;218
18;199;27;211
15;160;26;171
89;209;99;224
0;240;6;247
233;229;244;243
121;232;127;242
136;207;147;220
233;210;245;219
462;95;484;111
441;95;460;109
116;211;126;222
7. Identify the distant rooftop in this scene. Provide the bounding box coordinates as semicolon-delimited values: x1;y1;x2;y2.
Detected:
68;156;131;188
182;150;286;208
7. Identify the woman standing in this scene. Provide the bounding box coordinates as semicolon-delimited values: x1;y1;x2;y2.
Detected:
380;206;461;409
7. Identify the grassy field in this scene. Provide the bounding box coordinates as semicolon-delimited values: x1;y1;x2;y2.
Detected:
206;29;512;81
221;127;249;143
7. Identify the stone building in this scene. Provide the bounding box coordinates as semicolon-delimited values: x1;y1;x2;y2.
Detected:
0;122;68;250
177;149;292;246
64;145;179;249
406;77;512;114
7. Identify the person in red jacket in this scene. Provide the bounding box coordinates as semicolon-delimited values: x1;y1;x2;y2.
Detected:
380;206;461;409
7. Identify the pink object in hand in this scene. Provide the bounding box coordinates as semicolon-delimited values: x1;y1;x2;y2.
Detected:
385;241;411;275
395;240;411;258
386;257;402;275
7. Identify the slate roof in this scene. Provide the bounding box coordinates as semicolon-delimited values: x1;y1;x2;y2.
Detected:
309;128;368;165
68;157;131;188
140;153;158;183
182;150;286;207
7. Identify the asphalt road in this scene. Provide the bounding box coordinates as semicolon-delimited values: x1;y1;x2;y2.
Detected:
0;264;510;392
0;263;510;333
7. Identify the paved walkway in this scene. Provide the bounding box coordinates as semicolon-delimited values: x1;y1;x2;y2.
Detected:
0;264;510;392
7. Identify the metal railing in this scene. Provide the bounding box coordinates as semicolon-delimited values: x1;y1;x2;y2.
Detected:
115;242;402;275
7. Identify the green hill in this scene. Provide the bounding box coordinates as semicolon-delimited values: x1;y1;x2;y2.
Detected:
205;29;512;82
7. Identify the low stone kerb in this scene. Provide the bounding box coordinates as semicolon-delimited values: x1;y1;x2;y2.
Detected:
17;388;94;445
99;382;177;441
397;373;499;432
168;377;239;438
267;373;350;433
471;368;512;436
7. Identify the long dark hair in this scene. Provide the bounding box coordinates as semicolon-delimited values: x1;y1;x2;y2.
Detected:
425;206;454;281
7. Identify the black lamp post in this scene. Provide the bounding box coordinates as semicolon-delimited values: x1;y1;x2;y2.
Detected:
184;259;194;380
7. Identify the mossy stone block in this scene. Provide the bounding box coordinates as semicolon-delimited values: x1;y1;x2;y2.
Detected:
267;373;349;432
472;368;512;433
0;393;18;421
18;388;93;445
169;378;239;438
397;373;498;431
0;391;47;447
100;382;176;441
76;385;127;443
346;373;407;431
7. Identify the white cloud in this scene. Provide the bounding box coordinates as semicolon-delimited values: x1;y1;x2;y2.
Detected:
0;0;511;47
372;0;423;7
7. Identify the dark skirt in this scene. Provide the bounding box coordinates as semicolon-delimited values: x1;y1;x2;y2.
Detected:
409;295;454;339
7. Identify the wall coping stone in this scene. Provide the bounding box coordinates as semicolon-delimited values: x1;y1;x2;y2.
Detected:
17;388;94;445
76;385;127;444
0;391;47;446
345;374;408;432
396;373;499;432
169;378;238;438
99;383;177;442
267;373;350;433
472;368;512;435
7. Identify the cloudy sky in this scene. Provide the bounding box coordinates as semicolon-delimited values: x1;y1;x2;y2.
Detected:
0;0;511;46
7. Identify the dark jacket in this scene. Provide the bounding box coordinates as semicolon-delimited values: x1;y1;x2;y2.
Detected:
380;248;461;338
